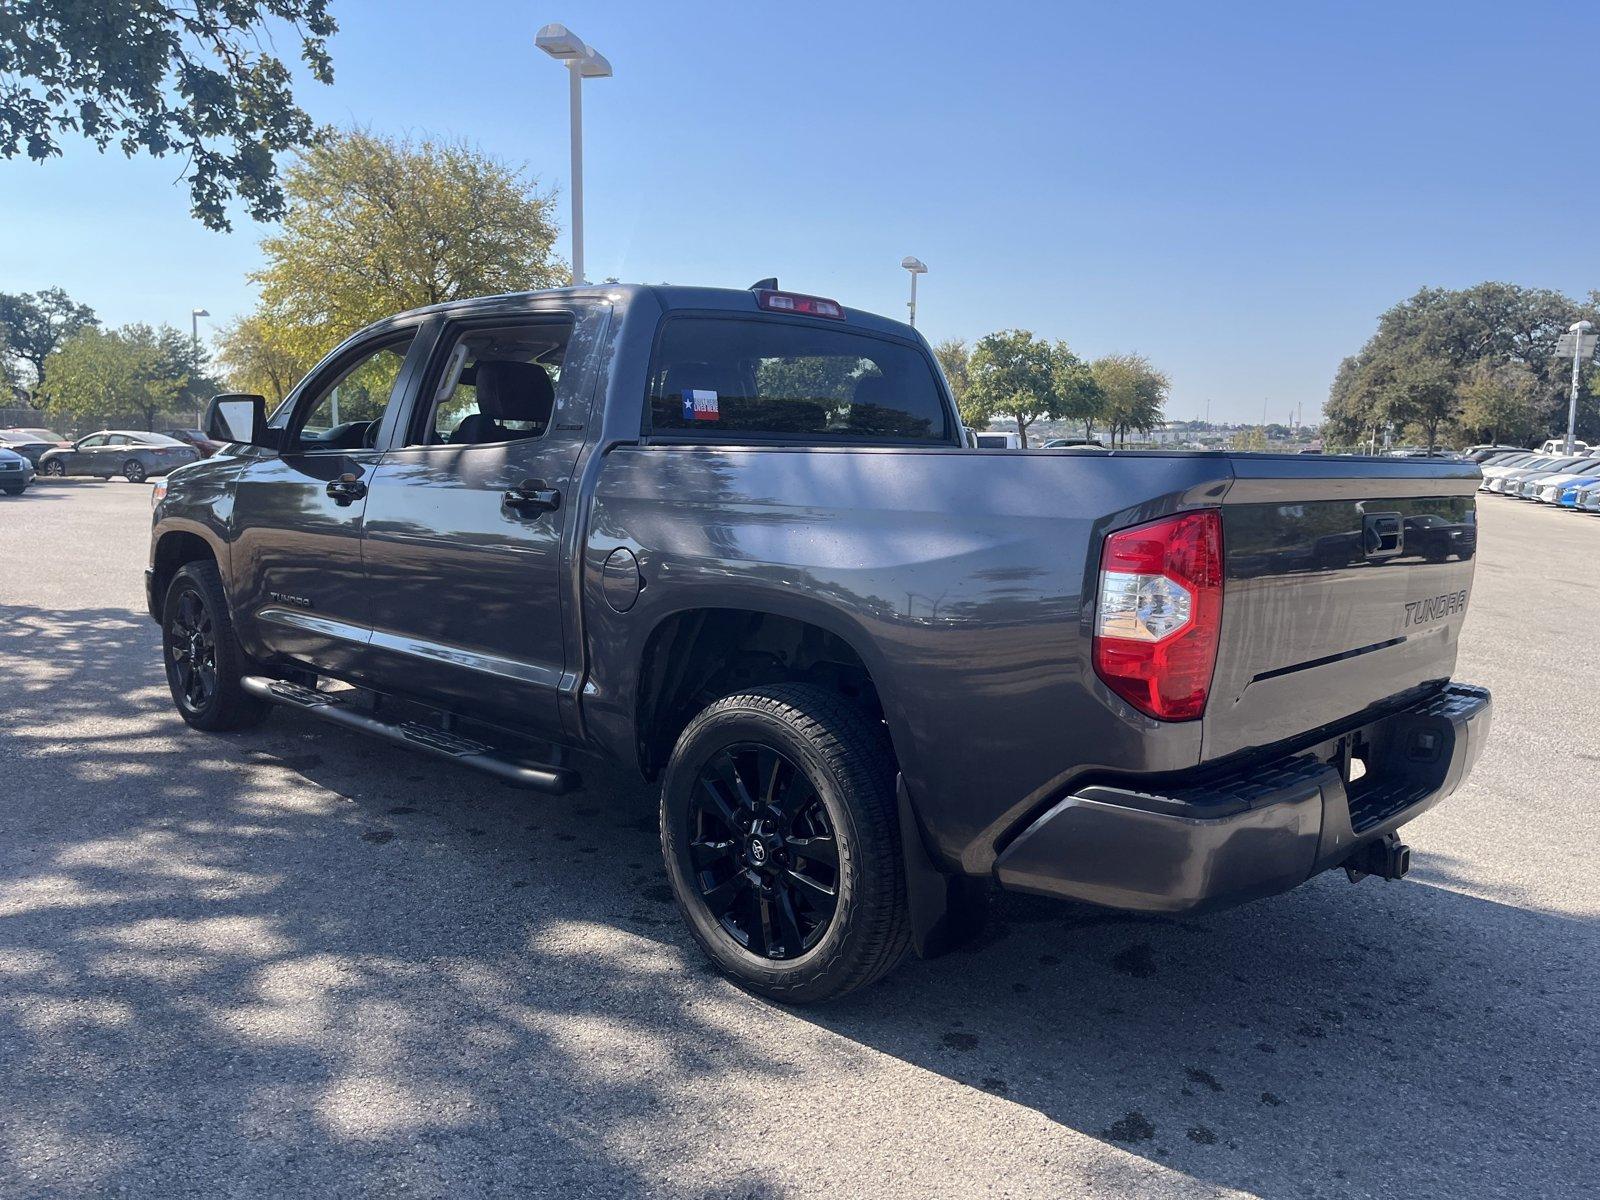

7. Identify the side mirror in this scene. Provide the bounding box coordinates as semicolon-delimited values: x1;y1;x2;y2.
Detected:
204;394;274;449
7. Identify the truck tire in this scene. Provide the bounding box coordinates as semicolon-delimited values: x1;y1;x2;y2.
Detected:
161;561;270;731
660;683;910;1003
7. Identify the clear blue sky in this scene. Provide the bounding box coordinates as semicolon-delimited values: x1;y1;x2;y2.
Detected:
4;0;1597;422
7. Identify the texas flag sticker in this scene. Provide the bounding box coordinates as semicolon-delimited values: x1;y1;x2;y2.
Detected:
682;389;720;421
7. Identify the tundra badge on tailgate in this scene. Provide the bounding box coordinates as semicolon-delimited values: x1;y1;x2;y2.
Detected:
1404;589;1467;627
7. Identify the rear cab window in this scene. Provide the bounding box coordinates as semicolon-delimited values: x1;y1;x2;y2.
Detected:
646;316;955;445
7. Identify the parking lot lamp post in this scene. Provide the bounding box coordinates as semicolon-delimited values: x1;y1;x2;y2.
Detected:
190;308;208;360
189;309;210;424
901;257;927;327
536;24;613;286
1558;320;1595;455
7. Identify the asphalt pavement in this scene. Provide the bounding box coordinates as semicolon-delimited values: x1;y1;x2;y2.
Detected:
1;479;1595;1199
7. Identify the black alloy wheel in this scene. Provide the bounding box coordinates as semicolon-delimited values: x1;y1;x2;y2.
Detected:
166;588;217;716
124;459;147;483
43;459;66;476
660;683;911;1003
160;561;269;731
687;742;841;960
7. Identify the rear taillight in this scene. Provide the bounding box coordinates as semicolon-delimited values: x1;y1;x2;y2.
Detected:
1092;509;1224;721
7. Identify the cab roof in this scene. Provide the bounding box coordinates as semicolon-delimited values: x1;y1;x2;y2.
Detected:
382;283;918;342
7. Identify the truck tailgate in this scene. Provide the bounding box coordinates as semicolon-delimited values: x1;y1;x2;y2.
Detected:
1204;457;1480;761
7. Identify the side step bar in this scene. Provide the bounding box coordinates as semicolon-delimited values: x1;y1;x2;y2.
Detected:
241;676;581;794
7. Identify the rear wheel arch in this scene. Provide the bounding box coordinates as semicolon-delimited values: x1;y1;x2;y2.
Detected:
633;606;895;780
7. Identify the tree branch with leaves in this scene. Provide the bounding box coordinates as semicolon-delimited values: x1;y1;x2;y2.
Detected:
1;0;337;229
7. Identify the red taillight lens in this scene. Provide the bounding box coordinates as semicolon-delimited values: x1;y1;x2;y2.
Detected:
1092;509;1224;721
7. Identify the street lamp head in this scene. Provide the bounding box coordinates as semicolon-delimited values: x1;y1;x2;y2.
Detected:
576;50;612;78
192;307;209;317
537;23;611;75
1573;320;1594;333
535;23;586;58
900;256;928;274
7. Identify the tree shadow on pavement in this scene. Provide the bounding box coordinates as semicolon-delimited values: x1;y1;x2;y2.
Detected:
1;603;1593;1199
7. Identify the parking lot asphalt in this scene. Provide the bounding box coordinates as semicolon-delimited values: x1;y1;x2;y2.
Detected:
1;479;1596;1199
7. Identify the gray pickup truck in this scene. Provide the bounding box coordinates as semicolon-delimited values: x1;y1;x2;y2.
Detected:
148;283;1491;1002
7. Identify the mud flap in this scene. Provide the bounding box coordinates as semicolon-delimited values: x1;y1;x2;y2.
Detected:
897;775;988;957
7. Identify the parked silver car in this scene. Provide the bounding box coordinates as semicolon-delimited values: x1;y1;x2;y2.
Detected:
38;430;200;483
0;446;35;494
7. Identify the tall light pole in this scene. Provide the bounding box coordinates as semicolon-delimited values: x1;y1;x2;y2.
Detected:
1555;320;1597;455
900;257;927;327
536;23;612;286
190;307;208;360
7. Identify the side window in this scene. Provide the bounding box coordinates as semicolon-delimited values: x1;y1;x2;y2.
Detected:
106;434;131;446
292;334;416;452
79;434;107;449
409;321;570;447
646;317;952;444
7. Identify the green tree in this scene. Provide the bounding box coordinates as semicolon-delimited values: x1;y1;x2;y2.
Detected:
1052;341;1104;440
1;1;337;230
1091;353;1168;446
1234;426;1269;452
1327;282;1598;448
0;287;98;388
1458;360;1538;446
1383;356;1458;451
966;329;1058;447
932;338;973;422
35;326;182;431
214;313;313;406
248;129;566;366
147;323;222;408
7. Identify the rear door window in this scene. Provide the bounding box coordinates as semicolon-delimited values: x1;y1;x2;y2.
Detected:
646;317;953;444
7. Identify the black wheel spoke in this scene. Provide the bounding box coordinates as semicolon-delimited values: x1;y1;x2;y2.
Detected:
745;891;770;956
756;746;784;808
785;867;837;908
773;887;806;956
786;833;837;868
695;777;741;832
773;775;820;830
689;838;736;871
700;872;745;919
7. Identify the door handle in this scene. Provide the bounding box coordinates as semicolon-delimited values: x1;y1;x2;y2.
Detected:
503;479;561;516
326;473;368;506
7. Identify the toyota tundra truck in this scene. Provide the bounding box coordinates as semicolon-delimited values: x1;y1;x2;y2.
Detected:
147;283;1491;1002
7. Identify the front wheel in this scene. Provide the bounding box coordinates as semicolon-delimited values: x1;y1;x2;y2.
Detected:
162;561;270;731
660;683;910;1004
2;486;23;496
123;459;147;483
42;459;66;477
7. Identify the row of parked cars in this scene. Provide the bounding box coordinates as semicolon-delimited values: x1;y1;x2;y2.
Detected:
1472;441;1600;511
0;426;222;495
